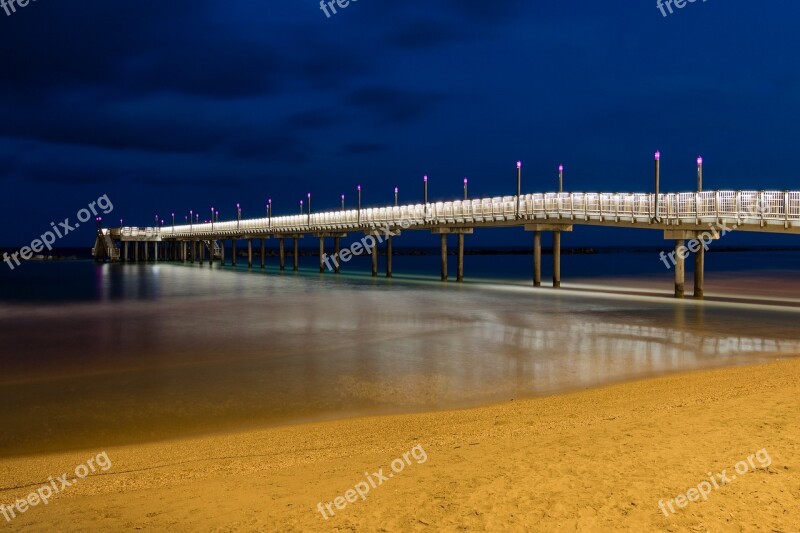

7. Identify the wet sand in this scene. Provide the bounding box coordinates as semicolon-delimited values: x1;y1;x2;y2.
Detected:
1;357;798;532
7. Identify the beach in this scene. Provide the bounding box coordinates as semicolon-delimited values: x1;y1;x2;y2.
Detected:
2;357;798;532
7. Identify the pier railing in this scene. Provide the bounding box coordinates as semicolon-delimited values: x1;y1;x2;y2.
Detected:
134;190;800;238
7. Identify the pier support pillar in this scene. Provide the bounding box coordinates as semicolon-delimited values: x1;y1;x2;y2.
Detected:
154;242;158;263
334;237;341;274
180;242;185;263
694;247;705;300
319;238;325;273
664;230;717;300
134;242;139;263
371;237;378;277
674;239;686;298
260;239;265;269
124;242;129;263
386;236;393;278
293;238;299;271
145;241;150;262
220;240;225;265
232;239;237;267
440;234;448;281
247;240;253;269
552;231;561;288
199;241;204;265
457;234;464;282
525;224;572;289
533;231;542;287
279;239;285;271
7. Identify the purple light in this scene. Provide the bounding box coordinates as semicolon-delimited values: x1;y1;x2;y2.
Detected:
424;175;428;182
394;187;398;193
559;165;564;172
517;161;522;169
308;192;311;198
341;194;345;199
464;177;468;184
654;151;661;161
697;156;703;166
358;185;361;191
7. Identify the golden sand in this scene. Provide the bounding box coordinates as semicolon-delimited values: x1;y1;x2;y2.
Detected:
1;358;799;532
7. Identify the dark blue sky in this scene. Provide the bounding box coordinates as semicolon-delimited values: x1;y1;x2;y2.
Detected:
1;1;798;247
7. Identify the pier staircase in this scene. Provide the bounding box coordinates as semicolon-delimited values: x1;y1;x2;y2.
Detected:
92;230;121;262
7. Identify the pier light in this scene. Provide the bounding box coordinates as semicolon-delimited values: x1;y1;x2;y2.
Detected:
697;156;703;192
653;150;661;221
395;187;398;207
341;194;345;210
357;185;362;224
196;214;199;223
171;213;175;229
423;175;428;205
463;177;468;200
516;160;522;217
558;164;564;194
307;192;311;223
300;199;304;214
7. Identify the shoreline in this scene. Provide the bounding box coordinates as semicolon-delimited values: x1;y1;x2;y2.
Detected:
2;358;799;531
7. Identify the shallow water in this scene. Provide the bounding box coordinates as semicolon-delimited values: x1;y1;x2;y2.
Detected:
1;254;799;457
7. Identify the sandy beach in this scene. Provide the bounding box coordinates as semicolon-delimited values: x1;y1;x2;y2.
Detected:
1;357;798;532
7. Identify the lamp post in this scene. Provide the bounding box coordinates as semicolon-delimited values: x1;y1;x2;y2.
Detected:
357;185;362;224
423;175;428;222
516;161;522;217
196;214;199;224
307;192;311;225
558;165;564;194
341;194;345;211
211;207;214;231
190;210;193;232
300;199;304;214
463;178;468;200
654;151;661;222
697;156;703;192
215;210;219;223
395;187;398;207
267;199;272;229
172;213;175;230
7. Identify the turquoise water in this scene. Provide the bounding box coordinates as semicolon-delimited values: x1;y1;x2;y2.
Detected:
0;251;799;457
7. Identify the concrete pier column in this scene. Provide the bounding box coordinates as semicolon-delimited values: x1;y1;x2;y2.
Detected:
386;236;393;278
371;236;378;277
664;230;716;299
154;242;159;262
181;242;186;263
220;240;225;265
694;247;705;299
260;239;265;269
124;242;129;263
457;234;465;282
134;242;139;263
199;241;205;265
440;234;448;281
533;231;542;287
334;237;341;274
279;239;285;271
674;239;686;298
231;239;237;267
319;237;325;273
293;238;299;271
552;231;561;288
247;239;253;268
145;241;150;262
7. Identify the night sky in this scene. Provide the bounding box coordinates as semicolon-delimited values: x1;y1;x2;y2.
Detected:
1;1;798;247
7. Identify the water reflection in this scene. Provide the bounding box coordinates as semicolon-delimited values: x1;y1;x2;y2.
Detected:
0;263;798;457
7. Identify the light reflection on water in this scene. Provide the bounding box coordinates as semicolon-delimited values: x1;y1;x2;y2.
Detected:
0;261;799;456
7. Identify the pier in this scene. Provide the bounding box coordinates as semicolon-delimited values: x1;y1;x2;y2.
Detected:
94;189;800;299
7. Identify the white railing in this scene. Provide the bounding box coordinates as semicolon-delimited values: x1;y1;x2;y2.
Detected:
149;191;800;238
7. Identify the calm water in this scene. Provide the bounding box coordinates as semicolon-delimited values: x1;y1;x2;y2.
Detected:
1;250;799;457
